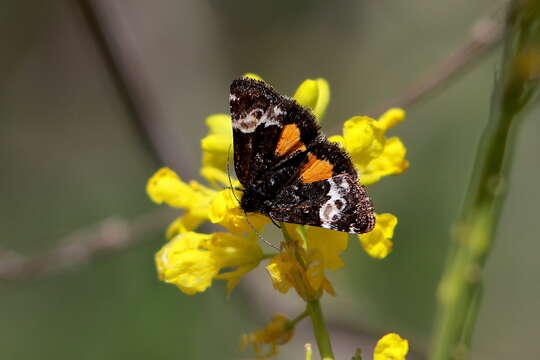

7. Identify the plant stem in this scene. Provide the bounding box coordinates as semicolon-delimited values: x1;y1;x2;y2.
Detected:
287;310;309;330
280;223;335;359
307;300;335;360
430;1;540;359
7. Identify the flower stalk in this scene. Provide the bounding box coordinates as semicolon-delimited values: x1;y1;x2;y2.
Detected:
307;299;335;360
282;223;335;359
430;1;540;359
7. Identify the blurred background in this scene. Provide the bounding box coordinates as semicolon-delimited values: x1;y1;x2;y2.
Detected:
2;1;538;359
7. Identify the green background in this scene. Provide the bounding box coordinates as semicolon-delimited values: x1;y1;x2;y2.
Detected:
2;1;538;359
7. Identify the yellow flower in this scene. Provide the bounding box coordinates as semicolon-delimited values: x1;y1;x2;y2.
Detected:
147;168;216;235
240;314;294;359
155;231;263;295
329;108;408;185
266;226;336;301
359;213;398;259
293;78;330;121
303;226;348;270
200;114;233;185
155;232;217;295
373;333;409;360
208;185;269;235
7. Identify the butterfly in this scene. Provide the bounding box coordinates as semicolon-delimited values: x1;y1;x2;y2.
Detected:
230;78;375;234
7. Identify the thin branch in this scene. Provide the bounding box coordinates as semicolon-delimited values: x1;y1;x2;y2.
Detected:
370;17;504;116
0;209;173;281
77;0;195;173
78;0;163;164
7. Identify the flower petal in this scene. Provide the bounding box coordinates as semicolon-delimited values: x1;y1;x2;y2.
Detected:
166;214;205;239
146;168;196;208
378;108;405;130
293;78;330;121
207;232;263;269
205;114;232;135
328;135;345;147
200;166;231;189
201;114;233;174
208;187;269;234
358;213;398;259
361;137;409;186
155;233;218;295
305;226;348;270
342;116;386;168
373;333;409;360
266;254;293;294
241;314;294;358
243;73;264;81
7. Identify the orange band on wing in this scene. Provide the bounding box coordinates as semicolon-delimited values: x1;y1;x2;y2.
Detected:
275;124;307;157
300;154;334;183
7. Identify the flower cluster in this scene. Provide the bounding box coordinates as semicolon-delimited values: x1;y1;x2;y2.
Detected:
146;74;409;358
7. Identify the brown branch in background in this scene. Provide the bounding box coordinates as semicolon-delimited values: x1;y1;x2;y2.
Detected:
0;14;504;281
370;17;504;116
0;209;173;281
78;0;163;165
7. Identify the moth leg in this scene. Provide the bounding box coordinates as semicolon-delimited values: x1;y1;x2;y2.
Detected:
269;216;282;229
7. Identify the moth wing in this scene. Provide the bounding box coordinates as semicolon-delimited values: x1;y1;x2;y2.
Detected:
230;78;319;187
268;174;375;234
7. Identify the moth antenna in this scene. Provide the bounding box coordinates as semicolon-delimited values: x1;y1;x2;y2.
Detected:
270;217;281;229
242;208;280;251
226;144;241;205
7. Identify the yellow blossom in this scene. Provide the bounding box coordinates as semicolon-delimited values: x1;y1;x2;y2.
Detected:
155;232;217;295
330;108;408;185
208;185;269;234
303;226;348;270
361;137;409;185
147;168;217;235
293;78;330;121
200;114;233;184
243;72;264;81
359;213;398;259
240;314;294;359
155;231;263;295
373;333;409;360
266;231;335;301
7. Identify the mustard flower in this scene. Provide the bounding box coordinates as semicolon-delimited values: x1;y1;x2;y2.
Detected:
374;333;409;360
359;213;398;259
265;223;344;300
329;108;409;186
240;314;295;359
155;231;263;295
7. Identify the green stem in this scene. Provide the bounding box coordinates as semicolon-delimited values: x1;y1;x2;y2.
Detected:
307;300;335;360
286;310;309;330
261;253;277;260
430;2;540;359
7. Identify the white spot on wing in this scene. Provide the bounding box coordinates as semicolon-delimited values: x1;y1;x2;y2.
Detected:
229;94;238;102
319;177;349;228
232;106;284;133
